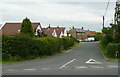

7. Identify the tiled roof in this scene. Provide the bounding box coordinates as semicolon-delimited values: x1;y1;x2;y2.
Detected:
43;26;65;37
42;28;54;36
85;30;96;35
75;28;85;33
0;22;41;35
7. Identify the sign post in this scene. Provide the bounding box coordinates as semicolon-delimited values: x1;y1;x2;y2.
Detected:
115;51;119;58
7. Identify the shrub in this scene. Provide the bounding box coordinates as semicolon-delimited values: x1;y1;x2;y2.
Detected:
107;43;120;58
2;36;66;61
60;37;77;50
94;33;102;41
2;35;77;61
101;34;113;46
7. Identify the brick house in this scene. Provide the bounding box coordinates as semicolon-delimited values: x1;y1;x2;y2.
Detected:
0;22;43;36
69;26;86;39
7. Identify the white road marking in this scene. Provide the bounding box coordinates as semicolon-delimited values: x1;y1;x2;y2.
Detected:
24;69;36;71
74;66;88;69
107;65;119;68
65;49;72;53
7;69;15;71
41;68;50;70
85;59;102;64
89;65;104;69
59;59;76;69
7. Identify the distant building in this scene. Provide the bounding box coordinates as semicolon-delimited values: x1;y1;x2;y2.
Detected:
85;30;96;36
0;22;43;36
42;24;67;38
69;26;86;39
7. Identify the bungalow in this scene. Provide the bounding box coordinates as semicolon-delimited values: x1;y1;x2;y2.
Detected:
0;22;43;36
43;24;67;38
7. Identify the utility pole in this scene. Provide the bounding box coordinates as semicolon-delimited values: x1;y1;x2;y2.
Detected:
102;0;110;29
103;16;105;28
114;0;120;24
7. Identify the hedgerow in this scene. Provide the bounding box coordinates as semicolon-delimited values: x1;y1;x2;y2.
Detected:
2;35;77;61
107;43;120;58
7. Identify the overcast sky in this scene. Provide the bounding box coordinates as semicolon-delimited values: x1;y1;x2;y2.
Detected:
0;0;116;32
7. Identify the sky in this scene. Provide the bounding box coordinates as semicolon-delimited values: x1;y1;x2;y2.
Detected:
0;0;116;32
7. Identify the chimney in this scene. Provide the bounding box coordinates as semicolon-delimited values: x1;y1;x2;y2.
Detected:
81;27;84;30
48;24;50;28
73;26;74;29
57;26;59;28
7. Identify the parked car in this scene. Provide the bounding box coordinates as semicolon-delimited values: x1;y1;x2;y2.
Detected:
87;37;95;42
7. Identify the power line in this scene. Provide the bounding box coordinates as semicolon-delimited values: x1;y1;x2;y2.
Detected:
104;0;110;16
102;0;110;28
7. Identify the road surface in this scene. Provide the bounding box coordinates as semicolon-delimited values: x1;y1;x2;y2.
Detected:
2;42;119;75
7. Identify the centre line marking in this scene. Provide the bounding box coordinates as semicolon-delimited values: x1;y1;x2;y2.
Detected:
24;69;36;71
7;69;15;71
59;59;76;69
41;68;50;70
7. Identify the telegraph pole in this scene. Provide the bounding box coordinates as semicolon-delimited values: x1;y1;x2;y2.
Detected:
102;0;110;29
103;16;105;28
114;0;120;24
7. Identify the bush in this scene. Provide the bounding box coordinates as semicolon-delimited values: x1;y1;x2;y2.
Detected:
60;37;77;50
101;34;113;46
2;35;77;61
107;43;120;58
94;33;102;41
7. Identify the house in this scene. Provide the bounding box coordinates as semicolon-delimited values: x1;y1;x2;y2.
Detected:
66;30;71;37
43;24;67;38
69;26;86;39
0;22;43;36
85;30;96;36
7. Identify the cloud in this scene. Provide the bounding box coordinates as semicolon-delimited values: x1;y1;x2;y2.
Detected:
1;0;116;2
0;2;115;32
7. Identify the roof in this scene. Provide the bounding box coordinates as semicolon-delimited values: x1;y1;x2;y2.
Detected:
43;26;65;37
0;22;41;35
75;28;85;33
42;28;54;36
66;30;70;33
85;30;96;36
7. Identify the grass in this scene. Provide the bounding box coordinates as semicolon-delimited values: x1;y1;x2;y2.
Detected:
99;43;120;62
2;42;81;64
2;52;63;64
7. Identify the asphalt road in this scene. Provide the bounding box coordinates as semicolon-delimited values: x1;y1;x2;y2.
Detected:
2;42;119;75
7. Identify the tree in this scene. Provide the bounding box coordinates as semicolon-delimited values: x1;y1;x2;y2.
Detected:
20;17;34;37
111;24;120;43
94;32;102;41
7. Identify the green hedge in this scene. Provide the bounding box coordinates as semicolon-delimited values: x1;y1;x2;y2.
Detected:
107;43;120;58
2;35;77;61
60;37;78;50
101;34;113;46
